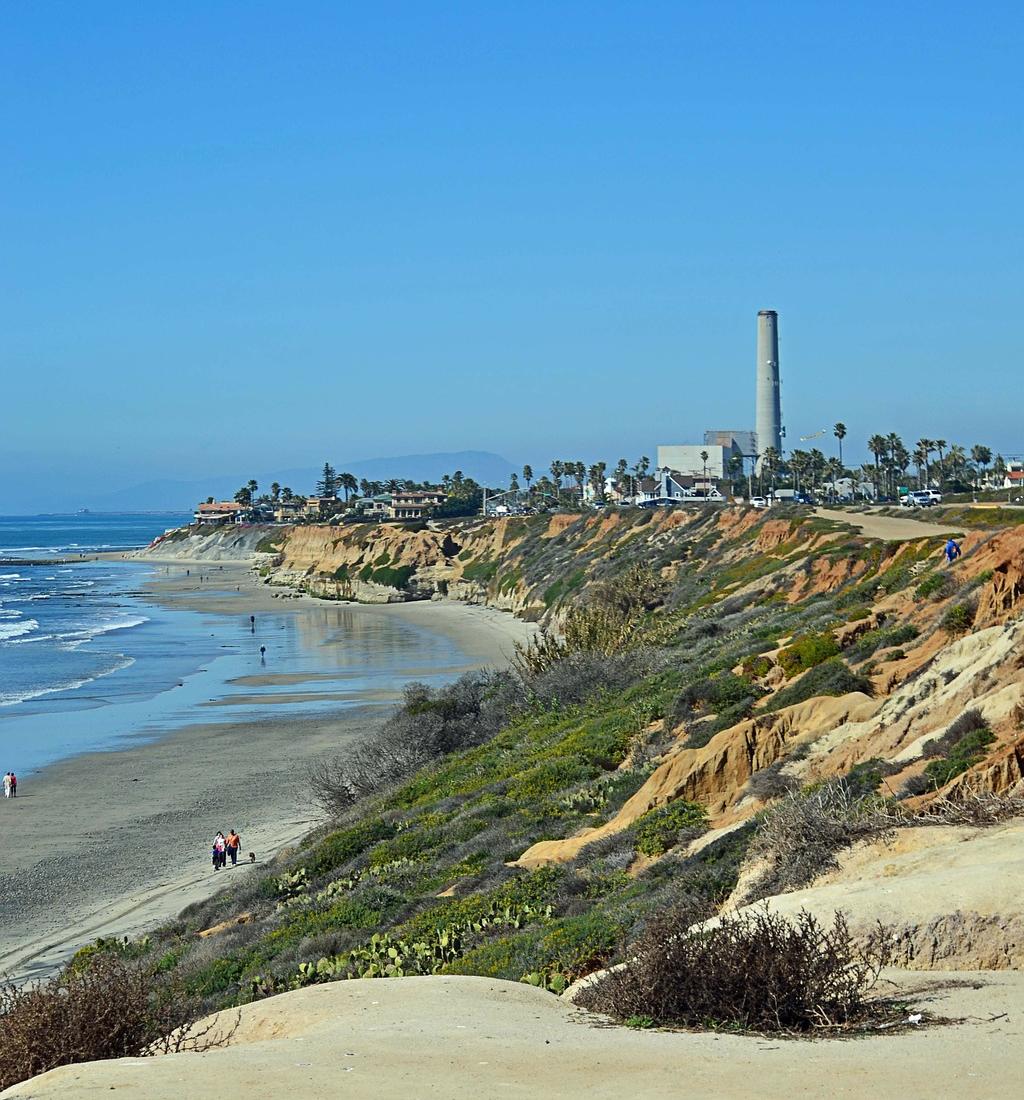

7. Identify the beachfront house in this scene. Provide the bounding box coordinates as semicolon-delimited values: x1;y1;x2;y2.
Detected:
272;500;305;524
389;490;447;520
194;501;246;525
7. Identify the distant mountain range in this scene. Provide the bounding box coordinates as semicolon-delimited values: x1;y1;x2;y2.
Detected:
83;451;519;512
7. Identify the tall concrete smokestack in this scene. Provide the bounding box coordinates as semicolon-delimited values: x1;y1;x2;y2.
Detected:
755;309;781;472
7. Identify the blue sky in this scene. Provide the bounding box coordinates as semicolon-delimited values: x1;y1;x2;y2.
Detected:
2;2;1021;506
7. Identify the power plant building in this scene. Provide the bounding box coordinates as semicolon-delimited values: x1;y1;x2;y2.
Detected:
656;444;736;480
656;309;783;484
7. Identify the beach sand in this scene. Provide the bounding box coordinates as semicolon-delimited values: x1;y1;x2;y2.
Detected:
0;566;534;981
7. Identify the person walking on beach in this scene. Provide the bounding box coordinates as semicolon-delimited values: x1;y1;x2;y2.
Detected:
9;772;15;797
212;831;226;871
945;537;962;565
3;772;10;799
225;829;241;866
250;614;256;633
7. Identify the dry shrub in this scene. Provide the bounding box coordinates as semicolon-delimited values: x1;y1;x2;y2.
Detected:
0;956;233;1092
514;564;663;676
744;781;902;901
578;906;892;1033
911;789;1024;827
309;671;512;815
745;761;800;802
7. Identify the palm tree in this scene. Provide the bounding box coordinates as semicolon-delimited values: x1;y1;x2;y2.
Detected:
867;435;887;497
787;449;808;493
614;458;629;499
833;422;847;468
587;462;607;501
247;479;258;501
572;462;585;499
971;445;992;489
809;449;827;492
947;444;967;486
700;450;709;487
915;439;932;489
522;464;533;490
234;485;252;505
510;472;520;491
339;473;358;501
760;446;780;494
825;457;844;498
550;461;564;492
934;439;947;486
912;444;927;489
270;482;281;502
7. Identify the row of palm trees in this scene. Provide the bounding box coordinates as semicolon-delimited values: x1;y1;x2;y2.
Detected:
509;458;656;503
755;424;1000;499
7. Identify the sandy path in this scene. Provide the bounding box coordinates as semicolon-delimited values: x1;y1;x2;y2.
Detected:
0;569;533;981
6;972;1022;1099
815;507;960;541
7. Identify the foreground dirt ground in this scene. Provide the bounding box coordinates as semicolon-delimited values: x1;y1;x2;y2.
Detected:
4;973;1021;1099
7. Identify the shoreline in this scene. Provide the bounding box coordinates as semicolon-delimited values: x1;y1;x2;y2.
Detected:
0;562;534;981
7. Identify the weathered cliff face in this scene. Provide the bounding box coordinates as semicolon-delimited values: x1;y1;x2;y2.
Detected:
145;511;1024;857
143;508;814;619
515;522;1024;867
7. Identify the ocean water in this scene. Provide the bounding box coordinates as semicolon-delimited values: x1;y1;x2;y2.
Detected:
0;515;470;774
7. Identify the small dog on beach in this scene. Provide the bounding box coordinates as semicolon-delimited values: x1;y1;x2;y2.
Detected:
249;852;256;863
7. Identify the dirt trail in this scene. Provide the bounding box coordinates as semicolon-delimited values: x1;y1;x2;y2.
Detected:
815;507;958;540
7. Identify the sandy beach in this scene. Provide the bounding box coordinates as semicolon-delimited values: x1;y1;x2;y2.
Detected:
0;564;534;981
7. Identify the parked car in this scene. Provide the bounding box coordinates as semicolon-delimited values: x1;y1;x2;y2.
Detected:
903;490;937;508
750;496;769;509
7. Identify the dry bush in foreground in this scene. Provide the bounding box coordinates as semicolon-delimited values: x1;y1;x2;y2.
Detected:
578;906;892;1033
0;956;233;1092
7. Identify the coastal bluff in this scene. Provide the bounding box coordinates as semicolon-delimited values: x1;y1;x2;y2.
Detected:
139;510;696;616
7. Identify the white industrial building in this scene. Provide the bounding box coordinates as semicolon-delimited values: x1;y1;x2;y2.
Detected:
656;444;734;479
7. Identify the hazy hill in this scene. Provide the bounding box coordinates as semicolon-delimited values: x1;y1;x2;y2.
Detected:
83;451;518;512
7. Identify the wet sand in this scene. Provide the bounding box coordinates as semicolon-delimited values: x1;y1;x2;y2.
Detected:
0;566;534;981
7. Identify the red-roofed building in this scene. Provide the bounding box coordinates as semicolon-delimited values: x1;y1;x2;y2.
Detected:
194;501;245;525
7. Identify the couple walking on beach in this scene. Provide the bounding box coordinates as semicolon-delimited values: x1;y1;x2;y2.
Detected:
3;771;17;798
212;829;241;870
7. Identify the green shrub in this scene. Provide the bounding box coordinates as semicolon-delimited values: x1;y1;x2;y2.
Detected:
847;623;919;662
634;800;708;856
941;601;976;634
306;819;397;877
767;658;871;712
462;558;498;583
923;727;995;788
506;758;600;802
369;565;415;589
740;654;773;678
778;633;840;677
914;572;951;600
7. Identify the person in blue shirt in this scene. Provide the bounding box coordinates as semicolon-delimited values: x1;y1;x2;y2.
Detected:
944;538;962;564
